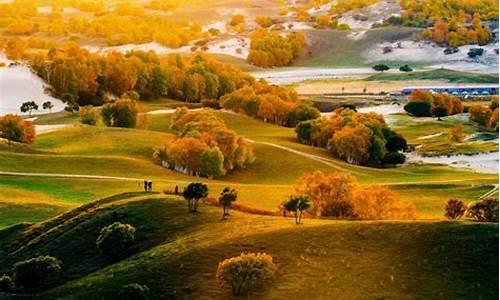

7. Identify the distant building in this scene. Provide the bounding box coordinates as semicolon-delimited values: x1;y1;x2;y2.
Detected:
401;85;499;97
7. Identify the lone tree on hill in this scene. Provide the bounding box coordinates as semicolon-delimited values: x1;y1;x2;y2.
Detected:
183;182;209;212
42;101;53;113
20;101;38;117
372;64;390;72
283;195;311;224
219;187;238;218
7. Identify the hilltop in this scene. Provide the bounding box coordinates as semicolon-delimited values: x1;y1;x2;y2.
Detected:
0;192;497;299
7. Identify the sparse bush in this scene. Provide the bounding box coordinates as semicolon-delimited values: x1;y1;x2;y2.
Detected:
448;124;464;143
12;256;61;292
216;252;277;295
467;199;499;222
96;222;136;257
79;105;98;125
119;283;150;300
219;187;238;218
444;199;467;220
399;64;413;72
0;275;14;293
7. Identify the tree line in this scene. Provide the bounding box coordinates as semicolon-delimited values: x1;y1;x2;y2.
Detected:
247;29;306;67
404;90;464;119
28;44;255;107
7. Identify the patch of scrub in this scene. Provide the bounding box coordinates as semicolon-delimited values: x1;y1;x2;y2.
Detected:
251;67;392;85
406;151;499;174
364;40;499;73
339;1;401;34
0;53;65;116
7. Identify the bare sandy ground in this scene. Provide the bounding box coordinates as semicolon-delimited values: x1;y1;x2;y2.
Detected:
294;79;458;94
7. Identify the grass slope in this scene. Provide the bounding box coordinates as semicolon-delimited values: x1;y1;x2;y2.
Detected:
0;194;496;300
366;69;499;84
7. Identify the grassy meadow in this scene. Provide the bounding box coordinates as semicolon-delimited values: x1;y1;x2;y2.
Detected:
0;193;496;299
0;108;497;226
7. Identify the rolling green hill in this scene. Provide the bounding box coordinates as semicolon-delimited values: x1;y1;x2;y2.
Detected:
0;193;497;300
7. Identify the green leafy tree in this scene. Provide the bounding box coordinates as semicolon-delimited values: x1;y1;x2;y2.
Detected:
42;101;54;112
404;101;431;117
200;148;225;178
150;66;168;98
218;187;238;218
183;182;209;212
283;195;311;224
372;64;390;72
12;256;62;292
96;222;136;258
20;101;39;117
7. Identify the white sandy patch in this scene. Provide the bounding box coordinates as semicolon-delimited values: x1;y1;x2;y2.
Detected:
85;36;249;60
202;21;227;34
282;22;314;31
308;1;336;16
357;103;405;115
364;40;499;73
0;53;65;116
406;151;499;174
417;132;444;140
251;67;395;85
37;6;52;14
36;124;71;135
339;0;401;33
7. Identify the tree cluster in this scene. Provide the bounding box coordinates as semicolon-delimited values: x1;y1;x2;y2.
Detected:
404;90;464;119
220;81;320;127
469;97;498;130
420;15;493;46
398;0;498;28
154;108;255;178
296;108;407;167
247;29;306;67
294;171;417;219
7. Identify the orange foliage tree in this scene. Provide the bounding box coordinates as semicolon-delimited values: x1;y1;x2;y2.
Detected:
0;114;36;144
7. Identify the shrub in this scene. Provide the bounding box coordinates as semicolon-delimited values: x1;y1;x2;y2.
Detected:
467;199;499;222
0;114;36;144
101;100;138;128
383;152;406;164
448;124;464;142
96;222;136;257
12;256;62;292
404;101;431;117
0;275;14;293
79;105;98;125
119;283;150;300
216;253;277;295
444;199;467;220
399;64;413;72
201;99;220;109
372;64;390;72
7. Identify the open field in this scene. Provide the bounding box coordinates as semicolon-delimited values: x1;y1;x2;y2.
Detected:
0;109;497;226
0;193;496;299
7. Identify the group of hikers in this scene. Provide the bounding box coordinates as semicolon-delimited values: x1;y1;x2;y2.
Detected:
142;179;182;196
143;179;153;192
